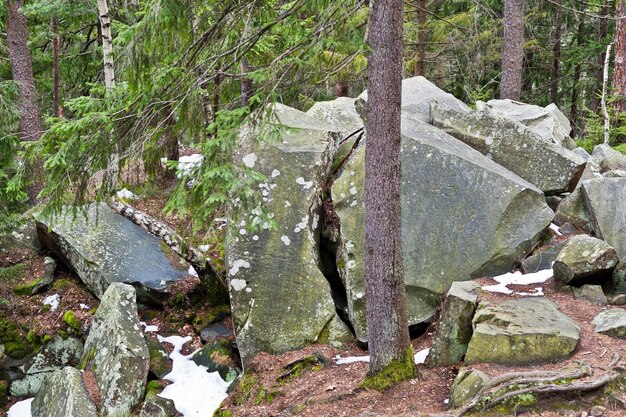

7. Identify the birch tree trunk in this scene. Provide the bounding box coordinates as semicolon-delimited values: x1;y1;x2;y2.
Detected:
500;0;526;100
603;44;612;145
592;2;609;113
97;0;115;89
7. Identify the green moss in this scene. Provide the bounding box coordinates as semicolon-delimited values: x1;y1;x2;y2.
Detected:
235;372;260;405
276;355;321;385
0;318;36;359
145;380;164;397
141;309;158;321
12;278;41;296
192;304;230;331
79;347;96;370
254;386;279;405
213;409;234;417
613;143;626;154
0;380;8;408
52;278;72;290
0;263;27;281
63;310;81;330
317;320;331;344
361;345;417;391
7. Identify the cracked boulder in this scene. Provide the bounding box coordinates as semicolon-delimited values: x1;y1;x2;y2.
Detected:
431;103;586;194
553;235;619;285
81;282;149;416
227;104;339;366
333;115;553;342
465;298;580;365
32;367;97;417
582;177;626;259
36;203;185;300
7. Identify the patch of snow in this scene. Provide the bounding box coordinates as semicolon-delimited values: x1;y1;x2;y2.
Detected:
199;245;210;252
178;154;203;177
188;266;198;277
242;153;257;168
481;268;553;295
7;398;33;417
116;188;138;200
43;294;60;312
140;322;159;332
281;235;291;246
549;223;563;236
335;355;369;365
414;348;430;364
158;335;231;417
79;303;90;310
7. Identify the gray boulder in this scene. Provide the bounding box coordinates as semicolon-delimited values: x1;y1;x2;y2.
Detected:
573;285;607;306
582;177;626;259
553;188;593;233
139;393;177;417
31;256;56;294
465;298;580;365
431;103;586;194
325;315;355;349
358;76;471;123
553;235;619;285
590;144;626;173
592;308;626;339
32;367;97;417
476;99;576;149
81;282;150;416
228;104;339;365
36;203;185;299
448;367;490;409
333;115;553;342
9;336;83;397
191;339;240;383
521;241;567;274
428;281;479;367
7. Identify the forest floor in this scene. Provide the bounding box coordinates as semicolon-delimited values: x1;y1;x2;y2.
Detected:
2;182;625;417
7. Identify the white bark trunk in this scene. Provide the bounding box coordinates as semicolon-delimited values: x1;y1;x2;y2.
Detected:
97;0;115;89
602;44;612;145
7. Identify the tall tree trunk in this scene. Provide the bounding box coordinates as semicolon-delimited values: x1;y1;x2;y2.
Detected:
415;0;427;76
550;0;563;105
500;0;526;100
51;17;61;117
570;19;585;137
6;0;43;204
240;58;253;107
614;0;626;116
364;0;414;380
592;2;610;112
97;0;115;89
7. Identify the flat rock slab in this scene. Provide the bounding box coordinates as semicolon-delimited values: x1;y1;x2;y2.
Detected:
465;298;580;365
36;203;185;299
592;308;626;339
333;115;553;342
32;367;97;417
582;178;626;259
228;103;339;365
81;283;149;416
431;103;586;194
553;235;619;285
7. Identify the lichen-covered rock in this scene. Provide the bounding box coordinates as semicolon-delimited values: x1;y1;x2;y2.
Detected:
428;281;479;367
553;235;619;285
573;285;607;306
448;367;490;409
36;203;185;299
431;103;586;194
553;188;593;233
9;336;83;397
228;104;339;365
139;392;177;417
582;177;626;259
476;99;576;149
465;298;580;365
191;339;240;383
81;283;149;416
521;241;567;274
358;76;471;123
31;367;97;417
325;315;355;349
146;334;172;380
333;115;553;342
590;144;626;173
592;308;626;339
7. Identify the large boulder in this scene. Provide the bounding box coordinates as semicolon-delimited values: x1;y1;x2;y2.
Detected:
582;177;626;259
358;76;471;123
431;103;586;194
81;283;150;416
465;298;580;365
592;308;626;339
227;104;339;365
333;115;553;342
590;144;626;173
476;99;576;149
36;203;185;300
553;188;593;233
553;235;619;285
31;367;97;417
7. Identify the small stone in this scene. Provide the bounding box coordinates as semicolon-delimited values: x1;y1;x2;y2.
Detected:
573;285;607;306
589;405;606;416
608;294;626;306
592;308;626;339
448;367;490;408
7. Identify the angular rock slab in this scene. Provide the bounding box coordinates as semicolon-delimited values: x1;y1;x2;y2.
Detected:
590;144;626;173
449;367;490;409
554;188;593;234
573;284;607;306
553;235;619;285
32;367;97;417
81;283;149;416
228;103;339;365
431;103;586;194
36;203;185;299
592;308;626;339
465;298;580;365
582;177;626;259
428;281;479;367
358;76;471;123
333;116;553;342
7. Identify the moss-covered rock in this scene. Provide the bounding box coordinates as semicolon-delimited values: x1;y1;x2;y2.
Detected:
12;278;42;296
31;367;97;417
146;335;172;380
361;346;416;391
465;299;580;365
62;310;81;330
553;235;618;285
191;339;240;383
449;367;490;409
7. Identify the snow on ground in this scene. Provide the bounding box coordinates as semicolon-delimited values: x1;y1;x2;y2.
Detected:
157;335;231;417
549;223;563;236
188;265;198;277
414;348;430;365
116;188;138;200
177;154;203;177
7;398;33;417
481;268;553;295
335;348;431;366
140;322;159;333
43;294;60;311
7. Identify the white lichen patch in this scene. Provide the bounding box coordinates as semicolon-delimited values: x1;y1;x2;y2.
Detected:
271;169;281;177
231;279;247;292
242;153;257;168
296;177;314;190
349;187;357;195
281;235;291;246
229;259;251;276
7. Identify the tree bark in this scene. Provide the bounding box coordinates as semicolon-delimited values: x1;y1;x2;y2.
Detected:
365;0;412;376
570;20;585;137
603;44;612;145
500;0;526;100
97;0;115;89
415;0;427;76
592;2;610;112
550;0;563;105
240;58;253;107
614;0;626;115
51;17;61;117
